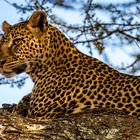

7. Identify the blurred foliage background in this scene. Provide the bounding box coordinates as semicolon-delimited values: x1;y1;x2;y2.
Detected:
0;0;140;88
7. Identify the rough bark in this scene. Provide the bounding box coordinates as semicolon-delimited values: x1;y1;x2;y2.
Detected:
0;104;140;140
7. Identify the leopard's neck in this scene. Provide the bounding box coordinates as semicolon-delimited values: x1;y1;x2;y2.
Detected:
27;25;81;82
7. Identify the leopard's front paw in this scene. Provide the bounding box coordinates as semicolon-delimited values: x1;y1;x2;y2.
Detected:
12;93;31;117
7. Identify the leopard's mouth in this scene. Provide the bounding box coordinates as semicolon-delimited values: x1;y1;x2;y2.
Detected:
0;60;7;73
0;58;38;78
0;60;6;68
0;60;28;78
0;60;15;78
12;63;27;74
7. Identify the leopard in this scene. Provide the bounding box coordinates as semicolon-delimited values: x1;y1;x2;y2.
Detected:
0;10;140;120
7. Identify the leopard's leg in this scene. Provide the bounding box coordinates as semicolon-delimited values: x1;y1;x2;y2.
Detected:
12;93;31;117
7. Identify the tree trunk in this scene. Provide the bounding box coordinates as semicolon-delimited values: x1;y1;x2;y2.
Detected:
0;104;140;140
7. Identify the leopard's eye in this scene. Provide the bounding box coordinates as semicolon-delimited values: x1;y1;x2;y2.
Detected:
1;35;10;43
10;38;23;54
13;38;23;44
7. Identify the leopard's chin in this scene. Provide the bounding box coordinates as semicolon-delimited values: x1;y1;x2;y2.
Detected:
2;71;16;78
0;62;17;78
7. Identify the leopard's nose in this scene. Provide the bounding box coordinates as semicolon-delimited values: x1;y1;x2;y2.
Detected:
0;43;7;64
0;54;5;62
0;47;4;62
0;52;6;65
0;47;6;62
0;59;6;68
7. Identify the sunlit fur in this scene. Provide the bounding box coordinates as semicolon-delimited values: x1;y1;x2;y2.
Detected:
0;11;140;120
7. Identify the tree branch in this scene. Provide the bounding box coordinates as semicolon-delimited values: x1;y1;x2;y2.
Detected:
0;105;140;139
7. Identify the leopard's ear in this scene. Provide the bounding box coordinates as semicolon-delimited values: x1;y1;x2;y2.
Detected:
2;21;11;32
27;10;47;35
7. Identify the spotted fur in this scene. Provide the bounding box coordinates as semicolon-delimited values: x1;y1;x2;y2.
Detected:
0;11;140;120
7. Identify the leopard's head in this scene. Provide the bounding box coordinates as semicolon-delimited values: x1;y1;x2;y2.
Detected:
0;11;48;78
